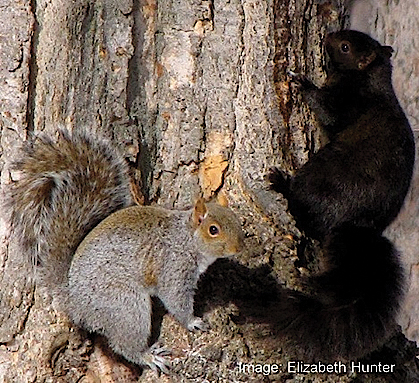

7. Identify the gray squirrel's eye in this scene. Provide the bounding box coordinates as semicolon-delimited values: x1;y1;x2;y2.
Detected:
340;42;350;53
209;225;220;237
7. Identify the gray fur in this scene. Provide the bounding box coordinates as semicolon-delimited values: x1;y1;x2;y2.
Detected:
66;208;208;367
4;128;132;289
5;130;244;371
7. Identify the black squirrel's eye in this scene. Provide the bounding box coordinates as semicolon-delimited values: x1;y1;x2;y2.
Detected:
209;225;220;237
340;42;350;53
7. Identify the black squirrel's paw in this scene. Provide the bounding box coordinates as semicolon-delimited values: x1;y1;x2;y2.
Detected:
287;70;316;90
187;317;210;332
268;167;289;195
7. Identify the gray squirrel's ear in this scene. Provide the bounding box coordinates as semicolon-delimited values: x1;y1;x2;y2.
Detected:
193;198;208;227
217;191;229;207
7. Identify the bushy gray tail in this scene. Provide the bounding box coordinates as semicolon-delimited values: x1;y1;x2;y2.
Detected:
4;129;132;288
279;226;404;361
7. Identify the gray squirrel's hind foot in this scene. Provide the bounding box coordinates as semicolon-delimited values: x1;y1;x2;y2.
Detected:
142;344;172;375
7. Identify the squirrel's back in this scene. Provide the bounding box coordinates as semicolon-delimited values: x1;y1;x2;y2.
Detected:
5;128;132;287
287;30;415;239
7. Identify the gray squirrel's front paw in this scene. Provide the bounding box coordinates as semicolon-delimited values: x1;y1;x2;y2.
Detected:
187;316;210;332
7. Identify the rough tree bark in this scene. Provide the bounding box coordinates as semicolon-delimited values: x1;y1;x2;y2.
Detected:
0;0;418;382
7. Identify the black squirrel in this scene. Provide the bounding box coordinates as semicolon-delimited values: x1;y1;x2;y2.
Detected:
5;129;244;372
269;30;415;361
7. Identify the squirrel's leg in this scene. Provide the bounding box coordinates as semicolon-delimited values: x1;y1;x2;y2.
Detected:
158;281;208;332
70;286;170;373
104;289;171;373
289;73;337;127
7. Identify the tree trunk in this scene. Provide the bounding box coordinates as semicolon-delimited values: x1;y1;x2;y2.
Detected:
0;0;418;382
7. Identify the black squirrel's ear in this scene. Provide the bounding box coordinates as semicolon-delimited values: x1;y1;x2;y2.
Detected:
193;198;208;227
358;51;376;70
382;45;394;58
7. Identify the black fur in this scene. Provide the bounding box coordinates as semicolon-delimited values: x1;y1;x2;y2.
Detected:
269;30;415;361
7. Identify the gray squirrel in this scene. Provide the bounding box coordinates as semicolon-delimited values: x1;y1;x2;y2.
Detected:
5;128;244;372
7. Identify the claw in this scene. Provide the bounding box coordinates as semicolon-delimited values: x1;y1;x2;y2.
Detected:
150;344;172;357
287;70;316;90
187;316;210;332
268;167;290;196
143;347;172;375
150;355;171;375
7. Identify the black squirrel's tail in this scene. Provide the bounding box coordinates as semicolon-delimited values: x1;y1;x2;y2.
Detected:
4;128;132;288
278;226;404;361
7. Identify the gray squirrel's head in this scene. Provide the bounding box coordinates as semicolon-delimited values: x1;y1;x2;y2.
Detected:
191;194;244;258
